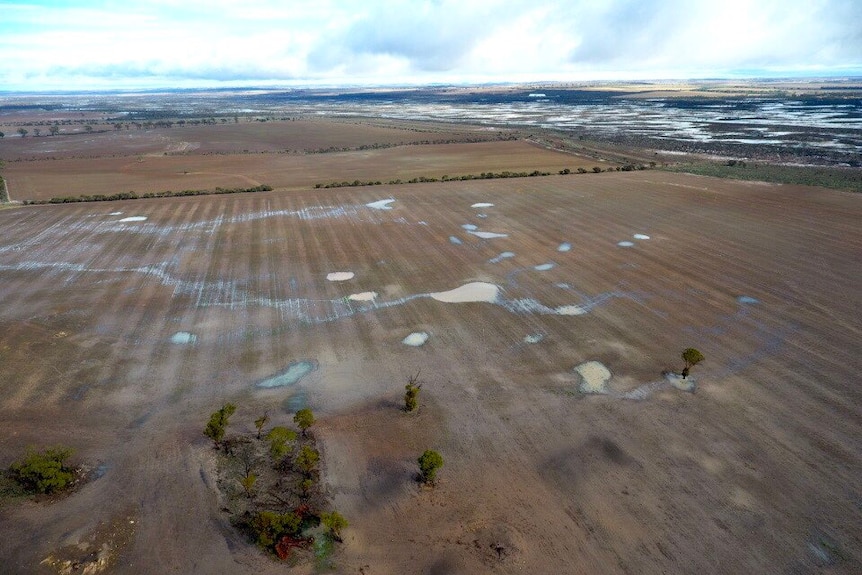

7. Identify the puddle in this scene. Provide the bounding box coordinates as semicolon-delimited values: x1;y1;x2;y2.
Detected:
555;304;588;315
169;331;197;345
468;231;508;239
326;272;354;281
489;251;515;263
666;372;696;392
449;236;463;245
462;224;478;230
737;296;759;304
402;332;429;346
534;263;555;271
348;291;377;301
477;213;488;218
524;334;545;344
633;234;650;240
256;360;318;388
471;203;494;208
118;216;147;222
431;282;499;303
617;241;635;247
558;242;571;252
282;390;308;412
575;361;611;394
366;199;395;210
108;212;123;216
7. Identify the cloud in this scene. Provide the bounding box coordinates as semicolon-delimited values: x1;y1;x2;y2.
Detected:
1;0;860;90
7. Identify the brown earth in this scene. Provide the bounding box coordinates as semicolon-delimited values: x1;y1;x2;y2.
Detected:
0;171;859;574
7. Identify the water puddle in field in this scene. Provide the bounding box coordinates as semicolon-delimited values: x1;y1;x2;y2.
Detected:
256;360;318;388
449;236;462;245
633;234;650;240
326;272;354;281
118;216;147;222
617;241;635;247
575;361;611;394
471;203;494;208
431;282;500;303
737;295;759;304
402;332;430;346
468;230;509;239
554;304;588;315
348;291;377;302
534;263;555;271
524;334;545;344
282;390;308;412
462;224;478;230
170;331;197;345
477;213;488;218
108;212;123;216
558;242;571;252
489;251;515;263
366;199;395;210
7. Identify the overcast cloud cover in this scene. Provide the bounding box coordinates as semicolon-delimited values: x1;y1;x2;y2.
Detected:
1;0;861;90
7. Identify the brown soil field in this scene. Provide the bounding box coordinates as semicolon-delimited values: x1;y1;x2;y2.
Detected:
0;119;504;161
2;139;600;201
0;172;860;574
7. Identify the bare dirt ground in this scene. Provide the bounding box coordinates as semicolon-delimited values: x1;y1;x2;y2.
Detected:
0;168;859;574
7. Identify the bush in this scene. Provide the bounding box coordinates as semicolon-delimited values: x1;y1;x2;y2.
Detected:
9;446;75;494
418;450;444;485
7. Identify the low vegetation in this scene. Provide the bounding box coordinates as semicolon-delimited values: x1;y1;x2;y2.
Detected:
666;161;862;193
21;184;274;205
5;446;78;496
418;450;444;485
404;372;422;412
681;348;705;379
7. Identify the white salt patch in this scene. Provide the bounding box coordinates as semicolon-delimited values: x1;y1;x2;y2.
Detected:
558;242;571;252
468;231;509;239
534;263;555;271
119;216;147;222
737;295;759;304
575;361;612;394
462;224;478;230
617;241;635;247
449;236;463;245
555;305;588;316
327;272;355;281
431;282;499;303
170;332;197;345
666;372;696;392
524;334;545;344
489;251;515;263
402;332;429;346
257;360;317;388
477;213;488;218
348;291;377;301
633;234;650;240
366;199;395;210
109;211;123;216
472;203;494;208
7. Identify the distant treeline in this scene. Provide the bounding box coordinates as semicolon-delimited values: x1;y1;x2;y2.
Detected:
22;184;273;205
315;164;650;188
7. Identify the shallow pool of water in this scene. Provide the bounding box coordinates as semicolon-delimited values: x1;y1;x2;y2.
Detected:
256;360;318;388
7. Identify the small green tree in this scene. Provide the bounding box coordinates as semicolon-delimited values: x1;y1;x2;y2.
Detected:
254;411;269;439
266;426;297;461
240;473;257;498
49;125;59;136
404;371;422;412
321;511;348;542
681;348;705;379
250;510;302;549
293;408;314;437
418;450;444;485
204;403;236;448
295;445;319;477
9;446;75;494
17;128;27;137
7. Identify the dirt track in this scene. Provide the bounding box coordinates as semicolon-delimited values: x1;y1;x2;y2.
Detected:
0;172;860;574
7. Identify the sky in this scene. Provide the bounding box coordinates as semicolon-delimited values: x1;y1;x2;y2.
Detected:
1;0;861;91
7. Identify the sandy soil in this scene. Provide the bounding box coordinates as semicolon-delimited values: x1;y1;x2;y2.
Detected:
0;171;859;574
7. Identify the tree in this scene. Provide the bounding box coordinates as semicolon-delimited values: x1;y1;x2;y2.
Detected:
9;446;75;494
240;473;257;498
33;128;41;137
295;445;319;476
250;510;301;549
204;403;236;448
404;371;422;412
321;511;348;542
0;131;4;138
293;408;314;437
84;124;93;133
417;450;444;485
681;347;705;379
254;411;269;439
49;125;59;136
266;426;296;461
17;128;28;137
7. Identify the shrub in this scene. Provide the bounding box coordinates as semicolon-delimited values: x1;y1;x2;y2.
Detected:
417;450;444;485
9;446;75;494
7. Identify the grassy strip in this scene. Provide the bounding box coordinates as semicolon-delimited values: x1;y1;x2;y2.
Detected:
0;175;8;203
22;184;274;205
665;162;862;193
315;164;650;189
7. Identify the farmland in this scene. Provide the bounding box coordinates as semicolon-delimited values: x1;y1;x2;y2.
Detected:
0;91;860;574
